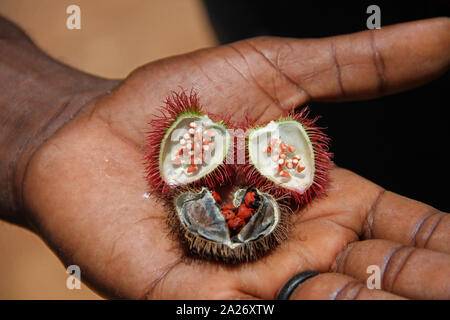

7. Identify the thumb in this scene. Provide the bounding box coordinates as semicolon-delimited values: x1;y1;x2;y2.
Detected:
229;17;450;122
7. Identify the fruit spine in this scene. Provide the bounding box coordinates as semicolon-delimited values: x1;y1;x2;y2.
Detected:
242;107;332;207
144;90;233;197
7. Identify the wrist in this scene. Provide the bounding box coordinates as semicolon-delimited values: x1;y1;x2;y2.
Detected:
0;17;120;226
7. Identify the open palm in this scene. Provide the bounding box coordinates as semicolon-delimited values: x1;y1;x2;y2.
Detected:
21;18;450;299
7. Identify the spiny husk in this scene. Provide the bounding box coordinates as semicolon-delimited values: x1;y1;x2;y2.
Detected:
144;89;234;199
242;107;333;209
165;187;292;264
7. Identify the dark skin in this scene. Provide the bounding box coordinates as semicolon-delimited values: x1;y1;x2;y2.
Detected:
1;16;449;299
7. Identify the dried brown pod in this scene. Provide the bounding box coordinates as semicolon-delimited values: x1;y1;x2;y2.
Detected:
166;187;291;264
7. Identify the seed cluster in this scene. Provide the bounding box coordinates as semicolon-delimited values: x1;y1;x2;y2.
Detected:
212;190;260;237
265;138;305;179
171;121;216;174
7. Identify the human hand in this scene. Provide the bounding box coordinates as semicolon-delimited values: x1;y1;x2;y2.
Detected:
8;18;450;299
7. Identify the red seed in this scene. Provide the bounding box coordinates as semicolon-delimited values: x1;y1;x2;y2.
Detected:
222;209;235;221
227;217;244;229
187;165;198;173
280;170;291;178
212;191;221;203
244;191;257;208
222;205;236;211
286;160;293;169
297;165;305;173
237;205;255;221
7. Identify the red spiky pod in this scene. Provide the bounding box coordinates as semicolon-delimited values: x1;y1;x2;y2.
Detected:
241;107;332;207
144;90;234;197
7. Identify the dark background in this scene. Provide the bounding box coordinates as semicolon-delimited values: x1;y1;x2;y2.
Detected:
205;0;450;211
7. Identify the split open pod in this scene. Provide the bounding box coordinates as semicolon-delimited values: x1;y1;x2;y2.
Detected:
167;187;290;263
145;91;332;263
243;109;332;207
145;91;233;196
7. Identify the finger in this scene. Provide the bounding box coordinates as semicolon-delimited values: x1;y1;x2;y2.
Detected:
289;272;405;300
245;17;450;122
362;190;450;254
299;167;450;254
333;239;450;299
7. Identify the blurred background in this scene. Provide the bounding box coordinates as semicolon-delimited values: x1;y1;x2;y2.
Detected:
0;0;216;299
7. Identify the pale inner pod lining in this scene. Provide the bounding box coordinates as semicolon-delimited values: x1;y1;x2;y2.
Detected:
248;120;315;194
175;188;280;249
160;114;231;186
